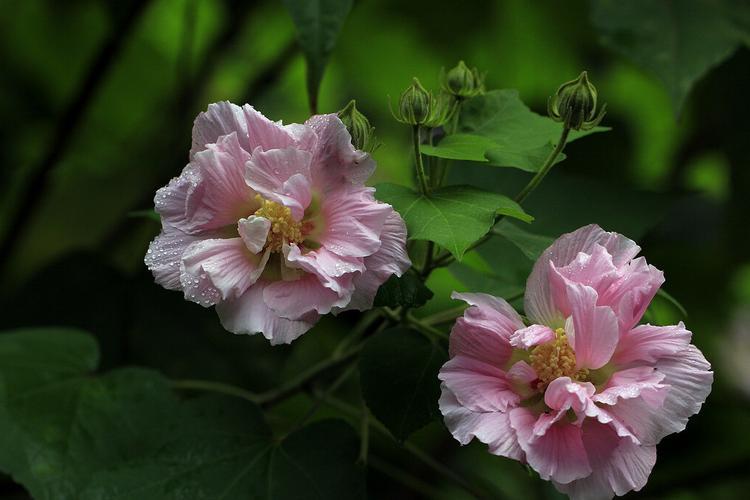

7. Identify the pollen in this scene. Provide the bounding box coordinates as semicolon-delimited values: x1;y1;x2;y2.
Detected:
253;195;303;252
530;328;589;389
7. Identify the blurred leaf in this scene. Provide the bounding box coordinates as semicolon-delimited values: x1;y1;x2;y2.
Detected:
359;327;446;442
127;209;160;222
493;220;553;261
449;263;525;301
656;288;689;318
376;183;532;260
374;273;433;309
0;328;364;500
282;0;353;112
421;90;606;171
591;0;749;111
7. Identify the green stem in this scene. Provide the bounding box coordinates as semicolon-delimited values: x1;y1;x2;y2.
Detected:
322;396;492;499
406;313;449;340
170;379;261;403
412;125;430;195
514;126;571;204
421;305;467;326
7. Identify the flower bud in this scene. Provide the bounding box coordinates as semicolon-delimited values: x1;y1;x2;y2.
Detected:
548;71;606;131
393;78;432;125
422;92;458;128
441;60;485;98
337;100;377;152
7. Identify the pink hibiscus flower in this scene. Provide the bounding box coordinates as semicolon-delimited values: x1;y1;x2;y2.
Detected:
145;102;410;344
438;225;712;499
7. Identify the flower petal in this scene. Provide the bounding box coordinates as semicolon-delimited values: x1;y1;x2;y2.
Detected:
145;224;202;291
216;280;317;345
525;224;640;326
438;355;521;412
612;322;692;365
284;244;364;296
180;238;267;305
554;420;656;500
510;407;592;484
593;366;668;407
190;101;251;157
448;292;524;367
438;385;524;460
510;324;556;349
245;147;313;220
598;257;664;333
263;273;352;319
237;215;270;254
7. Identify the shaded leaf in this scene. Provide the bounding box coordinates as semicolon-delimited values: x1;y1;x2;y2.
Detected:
282;0;354;112
421;90;605;171
493;220;554;261
375;273;433;308
376;183;532;260
359;327;446;442
591;0;749;111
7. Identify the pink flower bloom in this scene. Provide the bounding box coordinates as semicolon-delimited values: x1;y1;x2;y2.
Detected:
145;102;410;344
438;225;712;499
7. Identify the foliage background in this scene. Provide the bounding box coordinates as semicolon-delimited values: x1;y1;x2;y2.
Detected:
0;0;749;498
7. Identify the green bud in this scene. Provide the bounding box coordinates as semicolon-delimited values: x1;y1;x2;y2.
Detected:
393;78;432;125
548;71;606;131
441;60;485;98
422;92;458;128
337;100;377;152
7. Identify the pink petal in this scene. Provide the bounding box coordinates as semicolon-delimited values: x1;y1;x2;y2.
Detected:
320;186;393;258
245;147;313;220
237;216;270;254
340;210;411;312
145;224;202;291
598;257;664;333
284;244;364;296
510;324;556;349
507;360;538;386
438;355;521;412
552;273;619;370
612;322;692;365
554;420;656;500
510;407;592;484
180;238;267;306
554;244;620;293
438;385;524;460
593;366;668;406
153;164;201;230
263;273;352;319
216;280;318;345
607;344;712;445
190;101;251;157
305;114;375;191
525;225;640;326
448;292;524;367
180;133;257;232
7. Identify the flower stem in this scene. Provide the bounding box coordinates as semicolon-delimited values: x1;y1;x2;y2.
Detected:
170;379;261;403
514;126;571;204
412;125;430;195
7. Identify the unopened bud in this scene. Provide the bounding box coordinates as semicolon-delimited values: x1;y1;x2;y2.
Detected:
393;78;432;125
548;71;606;131
337;100;377;152
441;60;485;99
422;92;458;128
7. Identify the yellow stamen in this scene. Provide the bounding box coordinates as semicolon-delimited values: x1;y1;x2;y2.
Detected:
530;328;589;389
253;195;302;252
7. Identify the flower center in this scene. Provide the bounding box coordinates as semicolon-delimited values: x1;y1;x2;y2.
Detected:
253;195;303;252
529;328;589;389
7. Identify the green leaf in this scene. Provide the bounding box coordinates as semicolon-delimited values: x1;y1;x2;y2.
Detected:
492;220;553;261
282;0;354;112
449;263;525;301
591;0;749;112
374;273;433;309
0;329;365;500
359;327;446;442
656;288;689;318
420;90;605;171
376;183;533;260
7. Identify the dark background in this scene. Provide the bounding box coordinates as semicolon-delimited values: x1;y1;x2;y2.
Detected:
1;0;749;498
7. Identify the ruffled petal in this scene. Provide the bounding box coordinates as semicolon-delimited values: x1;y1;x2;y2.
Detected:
145;224;203;291
448;292;524;367
554;420;656;500
180;238;267;306
510;407;592;484
593;366;668;407
216;280;317;345
438;385;524;460
245;147;313;220
237;215;270;254
284;244;363;296
606;344;712;445
612;322;692;366
510;324;556;349
305;114;375;191
598;257;664;333
525;225;640;326
320;186;393;258
190;101;251;157
263;273;352;319
438;355;521;412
